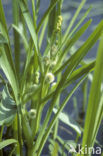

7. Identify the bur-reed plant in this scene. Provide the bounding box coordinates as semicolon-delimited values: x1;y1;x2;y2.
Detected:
0;0;103;155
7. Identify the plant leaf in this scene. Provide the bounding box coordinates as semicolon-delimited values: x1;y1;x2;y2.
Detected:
53;108;81;135
12;24;29;52
55;19;92;73
0;1;19;100
0;46;19;100
62;0;86;42
19;0;38;52
0;139;17;150
0;86;17;126
0;33;8;44
82;36;103;155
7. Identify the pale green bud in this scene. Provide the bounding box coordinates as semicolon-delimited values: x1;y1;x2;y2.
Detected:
35;72;40;84
45;72;55;84
58;15;63;22
28;109;36;119
35;72;40;78
51;45;57;57
43;56;50;66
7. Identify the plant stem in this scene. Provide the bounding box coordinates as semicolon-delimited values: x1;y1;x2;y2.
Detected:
27;146;34;156
0;126;3;156
22;109;33;146
12;115;21;155
53;0;62;139
53;85;60;139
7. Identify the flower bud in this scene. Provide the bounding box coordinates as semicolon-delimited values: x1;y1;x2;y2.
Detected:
50;57;58;68
51;82;57;92
56;25;61;32
58;15;63;22
43;56;50;66
51;45;57;57
35;72;40;84
45;72;55;84
35;72;40;78
51;82;57;89
51;82;57;87
28;109;36;119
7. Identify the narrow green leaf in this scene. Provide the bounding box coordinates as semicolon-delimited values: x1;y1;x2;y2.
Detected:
0;0;9;41
0;46;19;100
62;0;86;42
12;0;20;75
19;0;38;52
48;0;57;40
55;19;92;73
64;61;95;86
0;1;19;100
12;24;29;52
82;36;103;155
0;33;7;44
39;17;48;48
31;0;36;29
58;7;92;61
0;139;17;150
53;108;81;135
68;7;92;39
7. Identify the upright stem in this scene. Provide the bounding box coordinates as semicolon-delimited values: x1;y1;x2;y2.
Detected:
27;146;34;156
53;0;62;137
53;73;61;139
0;126;3;156
17;112;24;156
12;115;20;155
53;97;59;139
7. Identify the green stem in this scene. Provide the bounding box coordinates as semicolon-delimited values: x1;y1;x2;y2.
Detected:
82;78;88;112
53;89;60;139
27;146;34;156
0;126;3;156
22;109;33;147
52;1;62;139
32;104;43;138
0;126;3;141
12;115;21;155
32;67;50;137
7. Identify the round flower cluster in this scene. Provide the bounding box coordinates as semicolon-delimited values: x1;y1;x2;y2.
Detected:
45;72;55;84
